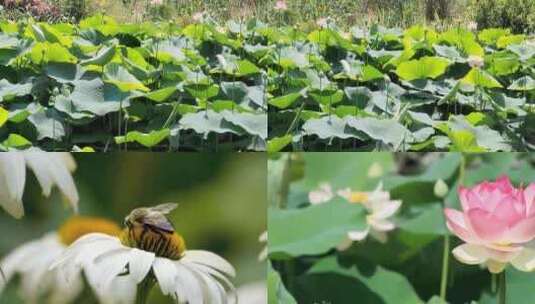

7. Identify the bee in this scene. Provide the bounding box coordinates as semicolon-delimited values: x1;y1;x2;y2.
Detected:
122;203;186;260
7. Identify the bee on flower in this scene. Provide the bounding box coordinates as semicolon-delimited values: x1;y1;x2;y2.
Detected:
0;151;78;219
0;216;130;304
52;203;236;303
444;176;535;273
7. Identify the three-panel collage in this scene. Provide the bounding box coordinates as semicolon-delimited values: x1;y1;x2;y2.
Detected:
0;0;534;303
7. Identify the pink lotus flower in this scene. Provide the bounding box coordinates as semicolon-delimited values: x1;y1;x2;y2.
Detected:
192;11;205;22
274;0;288;11
444;176;535;273
316;18;328;28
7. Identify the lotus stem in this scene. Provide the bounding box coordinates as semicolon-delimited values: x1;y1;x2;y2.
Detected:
439;232;450;300
498;271;506;304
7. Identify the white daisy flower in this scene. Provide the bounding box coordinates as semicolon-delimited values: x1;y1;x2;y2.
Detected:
51;204;236;304
0;217;127;304
337;182;402;249
0;150;79;219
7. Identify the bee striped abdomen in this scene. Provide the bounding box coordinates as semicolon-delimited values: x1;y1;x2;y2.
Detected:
131;224;185;260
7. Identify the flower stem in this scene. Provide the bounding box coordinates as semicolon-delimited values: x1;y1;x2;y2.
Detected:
136;278;155;304
439;233;450;300
498;271;506;304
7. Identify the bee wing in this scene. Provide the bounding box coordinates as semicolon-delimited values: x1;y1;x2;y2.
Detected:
151;203;178;214
142;214;175;232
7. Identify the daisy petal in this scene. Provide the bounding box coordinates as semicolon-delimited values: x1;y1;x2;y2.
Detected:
127;249;155;283
153;258;178;296
174;263;204;304
183;250;236;277
0;153;26;218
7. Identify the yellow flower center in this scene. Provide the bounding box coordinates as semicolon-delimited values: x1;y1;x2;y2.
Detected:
349;192;369;204
119;227;186;260
58;216;122;246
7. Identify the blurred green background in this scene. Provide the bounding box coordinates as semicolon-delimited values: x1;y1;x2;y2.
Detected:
0;153;266;303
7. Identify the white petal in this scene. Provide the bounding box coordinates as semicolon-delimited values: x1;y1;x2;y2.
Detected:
372;200;402;220
97;276;137;304
511;247;535;272
235;282;266;304
182;250;236;277
194;269;225;304
24;152;79;212
57;153;76;172
369;230;388;243
452;244;488;265
184;262;235;292
0;153;26;218
23;153;54;197
93;247;131;289
369;218;395;231
127;248;155;283
50;270;84;304
153;257;178;296
336;237;354;251
173;262;205;304
347;229;369;241
258;247;267;261
258;231;267;242
487;260;507;273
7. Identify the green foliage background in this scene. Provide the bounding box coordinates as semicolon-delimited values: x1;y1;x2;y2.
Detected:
0;153;266;303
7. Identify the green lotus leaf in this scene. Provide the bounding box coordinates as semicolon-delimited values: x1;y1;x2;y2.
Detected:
268;92;302;109
104;63;149;92
461;68;503;88
508;76;535;91
30;42;77;64
396;56;450;81
115;129;170;148
0;107;7;127
267;135;293;153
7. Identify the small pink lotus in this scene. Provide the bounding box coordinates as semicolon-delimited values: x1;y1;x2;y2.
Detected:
192;11;204;22
316;18;328;28
274;0;288;11
444;176;535;273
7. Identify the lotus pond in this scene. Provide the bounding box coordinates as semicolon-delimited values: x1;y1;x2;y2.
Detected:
268;152;535;304
0;15;268;151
